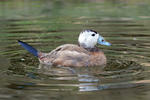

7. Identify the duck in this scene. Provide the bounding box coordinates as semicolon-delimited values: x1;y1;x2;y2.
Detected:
18;29;111;67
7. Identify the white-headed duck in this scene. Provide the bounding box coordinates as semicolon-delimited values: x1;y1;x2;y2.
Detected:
18;30;111;67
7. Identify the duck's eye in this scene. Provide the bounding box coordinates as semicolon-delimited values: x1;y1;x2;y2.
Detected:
102;39;104;42
91;34;95;36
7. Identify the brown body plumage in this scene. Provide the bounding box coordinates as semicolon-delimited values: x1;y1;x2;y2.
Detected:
38;44;106;67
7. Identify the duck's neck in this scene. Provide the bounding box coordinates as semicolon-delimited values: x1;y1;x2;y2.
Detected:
85;46;100;52
78;43;100;52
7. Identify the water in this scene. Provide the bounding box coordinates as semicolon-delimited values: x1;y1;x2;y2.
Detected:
0;0;150;100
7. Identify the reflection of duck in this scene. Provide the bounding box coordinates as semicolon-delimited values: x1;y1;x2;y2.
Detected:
18;30;111;67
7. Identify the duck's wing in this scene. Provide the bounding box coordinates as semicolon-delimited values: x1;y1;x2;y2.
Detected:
39;44;90;67
50;44;89;54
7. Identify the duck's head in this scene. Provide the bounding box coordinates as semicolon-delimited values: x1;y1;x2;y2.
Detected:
78;30;111;48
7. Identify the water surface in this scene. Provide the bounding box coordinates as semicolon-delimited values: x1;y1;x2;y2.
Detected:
0;0;150;100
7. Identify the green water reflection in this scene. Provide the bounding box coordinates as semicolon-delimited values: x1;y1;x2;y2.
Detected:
0;0;150;100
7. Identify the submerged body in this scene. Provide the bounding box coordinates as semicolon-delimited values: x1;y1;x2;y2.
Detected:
38;44;106;67
18;30;111;67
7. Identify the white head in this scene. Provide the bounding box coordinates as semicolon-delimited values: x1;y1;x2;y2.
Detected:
78;30;111;48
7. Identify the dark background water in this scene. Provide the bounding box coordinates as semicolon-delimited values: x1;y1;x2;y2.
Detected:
0;0;150;100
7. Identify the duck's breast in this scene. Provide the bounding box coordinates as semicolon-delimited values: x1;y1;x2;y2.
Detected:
89;51;106;66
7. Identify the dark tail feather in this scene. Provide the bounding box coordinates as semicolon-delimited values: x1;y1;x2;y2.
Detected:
18;40;38;57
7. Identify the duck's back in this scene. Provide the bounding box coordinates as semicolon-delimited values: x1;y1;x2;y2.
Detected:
39;44;106;67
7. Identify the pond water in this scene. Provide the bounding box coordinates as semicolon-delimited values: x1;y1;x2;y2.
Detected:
0;0;150;100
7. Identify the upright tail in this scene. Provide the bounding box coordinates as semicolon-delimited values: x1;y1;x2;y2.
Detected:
18;40;38;57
